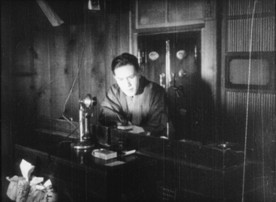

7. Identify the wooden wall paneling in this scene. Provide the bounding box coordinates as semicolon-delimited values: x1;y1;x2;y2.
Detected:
118;12;130;55
222;0;276;143
103;8;131;92
13;74;37;133
33;30;51;119
49;26;79;121
225;91;276;149
66;26;84;121
228;17;275;52
12;3;39;131
79;23;93;98
9;0;131;127
103;14;119;93
13;0;54;124
92;18;106;122
78;16;106;123
89;17;106;100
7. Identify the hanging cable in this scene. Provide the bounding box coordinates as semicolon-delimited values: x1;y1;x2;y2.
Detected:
241;0;258;201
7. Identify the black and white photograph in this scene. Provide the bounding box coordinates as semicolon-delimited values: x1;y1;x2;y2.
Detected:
1;0;275;201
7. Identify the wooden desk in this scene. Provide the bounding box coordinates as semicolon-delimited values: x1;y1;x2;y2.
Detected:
13;133;157;202
107;128;268;202
13;127;269;202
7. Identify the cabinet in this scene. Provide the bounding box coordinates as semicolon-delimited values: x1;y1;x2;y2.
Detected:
134;0;216;29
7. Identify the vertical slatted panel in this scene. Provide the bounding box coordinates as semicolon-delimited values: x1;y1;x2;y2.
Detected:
228;0;275;16
226;92;276;119
227;17;275;52
225;91;276;144
227;0;275;52
225;0;276;146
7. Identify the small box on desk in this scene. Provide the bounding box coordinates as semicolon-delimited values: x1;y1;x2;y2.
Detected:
92;149;117;160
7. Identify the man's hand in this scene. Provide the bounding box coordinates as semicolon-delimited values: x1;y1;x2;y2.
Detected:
117;125;145;134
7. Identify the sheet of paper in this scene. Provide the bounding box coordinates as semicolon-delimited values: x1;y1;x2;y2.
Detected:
105;161;125;167
20;159;35;181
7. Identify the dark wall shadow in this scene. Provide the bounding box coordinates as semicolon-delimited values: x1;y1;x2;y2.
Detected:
167;73;216;144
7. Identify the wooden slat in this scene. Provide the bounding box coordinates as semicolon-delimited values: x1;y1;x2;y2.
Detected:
49;27;80;121
227;17;275;52
33;30;51;118
225;91;276;143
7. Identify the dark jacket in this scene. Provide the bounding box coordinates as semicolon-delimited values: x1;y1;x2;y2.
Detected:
99;76;167;136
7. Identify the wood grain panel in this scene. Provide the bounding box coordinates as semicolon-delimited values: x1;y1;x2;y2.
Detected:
10;0;131;130
104;14;120;92
33;30;51;118
49;27;79;120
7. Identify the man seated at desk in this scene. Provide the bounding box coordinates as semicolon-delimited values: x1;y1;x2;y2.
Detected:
99;53;167;137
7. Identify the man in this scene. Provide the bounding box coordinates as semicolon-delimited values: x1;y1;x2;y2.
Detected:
99;53;167;136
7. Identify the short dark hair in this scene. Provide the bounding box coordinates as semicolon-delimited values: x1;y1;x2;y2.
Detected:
111;53;140;74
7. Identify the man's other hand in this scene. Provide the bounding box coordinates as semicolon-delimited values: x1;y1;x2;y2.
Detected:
117;125;145;134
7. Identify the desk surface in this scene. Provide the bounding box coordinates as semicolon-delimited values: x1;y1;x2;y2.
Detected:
14;142;156;202
13;127;268;202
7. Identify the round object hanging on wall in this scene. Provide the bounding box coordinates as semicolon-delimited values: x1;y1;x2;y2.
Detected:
148;51;159;61
176;50;187;60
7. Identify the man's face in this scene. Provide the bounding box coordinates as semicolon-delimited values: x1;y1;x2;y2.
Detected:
114;64;140;97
